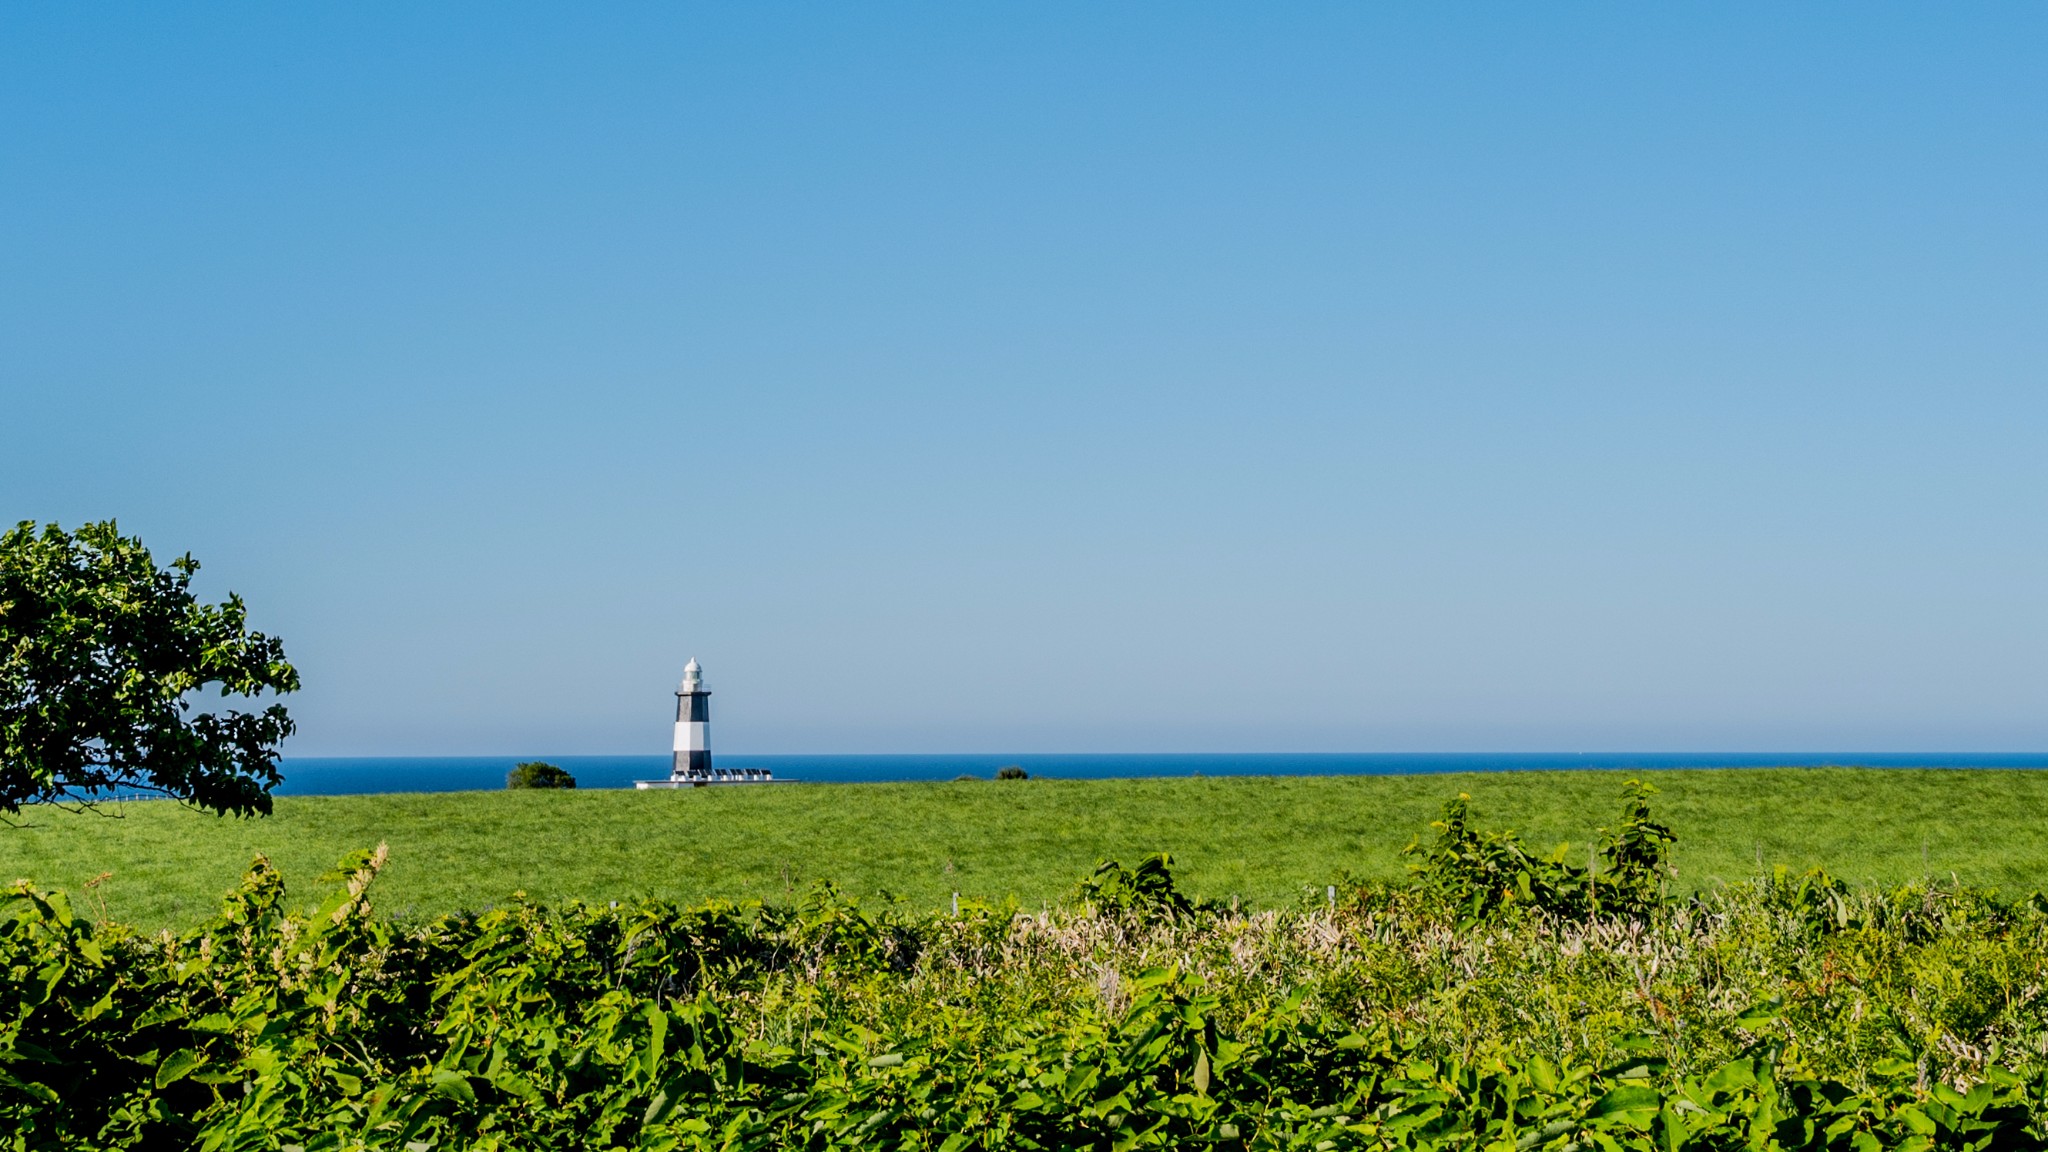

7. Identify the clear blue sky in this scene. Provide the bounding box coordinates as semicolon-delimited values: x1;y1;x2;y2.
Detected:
4;5;2045;755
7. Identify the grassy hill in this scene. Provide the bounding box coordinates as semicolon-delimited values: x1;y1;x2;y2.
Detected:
4;767;2045;928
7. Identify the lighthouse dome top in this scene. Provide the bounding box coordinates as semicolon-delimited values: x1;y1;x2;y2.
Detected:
679;658;705;694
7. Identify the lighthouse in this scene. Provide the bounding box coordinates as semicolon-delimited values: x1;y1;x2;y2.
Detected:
637;660;777;788
672;658;711;779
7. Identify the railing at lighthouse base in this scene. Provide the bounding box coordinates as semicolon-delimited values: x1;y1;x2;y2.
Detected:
634;766;783;789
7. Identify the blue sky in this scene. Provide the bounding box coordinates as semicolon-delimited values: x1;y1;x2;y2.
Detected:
4;4;2045;755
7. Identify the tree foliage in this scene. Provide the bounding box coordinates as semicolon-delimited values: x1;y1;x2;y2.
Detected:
0;520;298;816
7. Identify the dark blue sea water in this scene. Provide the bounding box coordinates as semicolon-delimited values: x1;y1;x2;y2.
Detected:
273;753;2048;796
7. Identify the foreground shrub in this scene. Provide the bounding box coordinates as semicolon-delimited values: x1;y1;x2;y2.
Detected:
9;835;2048;1149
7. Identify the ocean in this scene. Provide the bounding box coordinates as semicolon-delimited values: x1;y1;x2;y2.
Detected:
272;752;2048;796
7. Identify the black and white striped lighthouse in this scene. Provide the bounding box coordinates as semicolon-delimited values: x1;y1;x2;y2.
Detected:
671;658;711;779
636;659;775;788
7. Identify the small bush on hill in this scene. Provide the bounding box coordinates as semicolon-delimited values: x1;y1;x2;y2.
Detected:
505;760;575;789
996;764;1028;780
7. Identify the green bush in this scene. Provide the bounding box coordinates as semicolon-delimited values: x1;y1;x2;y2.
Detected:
996;764;1028;780
1404;780;1674;921
505;760;575;789
1075;852;1196;920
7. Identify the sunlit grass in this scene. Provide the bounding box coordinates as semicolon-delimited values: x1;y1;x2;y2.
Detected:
3;767;2043;927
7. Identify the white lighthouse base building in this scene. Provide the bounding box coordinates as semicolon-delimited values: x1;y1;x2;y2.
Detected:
635;659;780;788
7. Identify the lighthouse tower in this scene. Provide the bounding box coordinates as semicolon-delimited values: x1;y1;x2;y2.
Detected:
671;658;711;780
636;659;774;788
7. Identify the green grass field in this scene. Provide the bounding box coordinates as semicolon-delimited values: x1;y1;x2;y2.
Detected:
3;768;2045;928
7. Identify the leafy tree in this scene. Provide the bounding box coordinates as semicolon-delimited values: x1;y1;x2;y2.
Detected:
0;520;298;816
995;764;1028;780
507;760;576;789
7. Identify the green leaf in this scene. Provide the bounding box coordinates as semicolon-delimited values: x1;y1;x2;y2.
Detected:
0;1069;59;1104
1731;999;1781;1030
643;1088;673;1125
643;1004;669;1080
1703;1059;1757;1094
154;1048;205;1089
1895;1105;1937;1136
430;1069;476;1106
1588;1084;1661;1120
